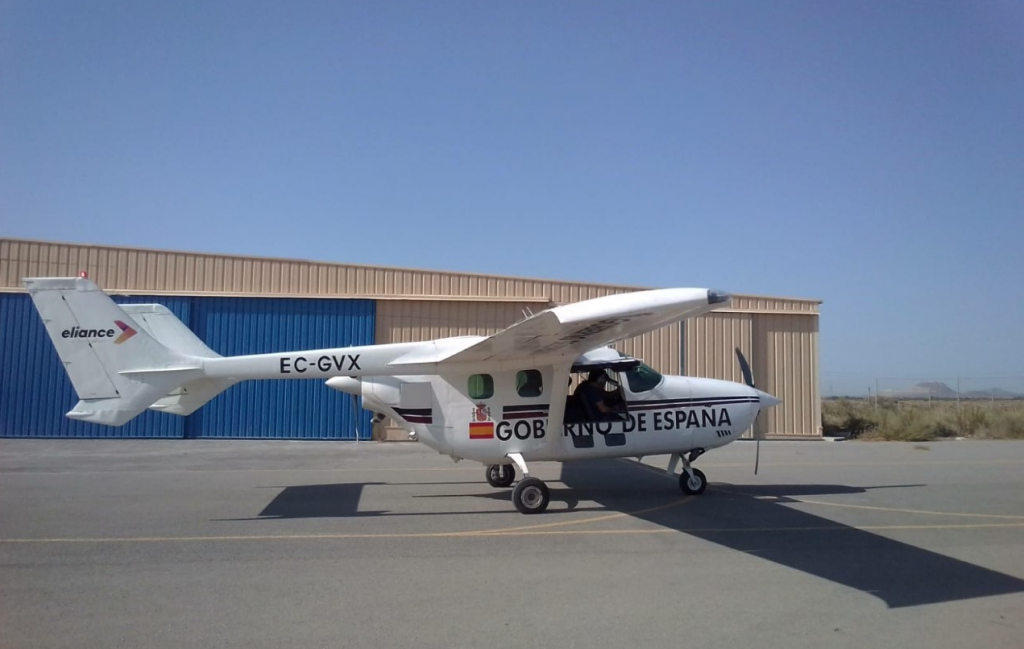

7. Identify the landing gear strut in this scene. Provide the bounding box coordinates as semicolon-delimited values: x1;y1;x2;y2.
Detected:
485;464;516;488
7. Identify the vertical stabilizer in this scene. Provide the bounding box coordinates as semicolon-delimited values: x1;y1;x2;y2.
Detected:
23;277;204;425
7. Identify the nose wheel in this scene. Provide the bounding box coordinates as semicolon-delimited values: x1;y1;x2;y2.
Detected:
680;468;707;495
485;464;516;488
669;450;709;496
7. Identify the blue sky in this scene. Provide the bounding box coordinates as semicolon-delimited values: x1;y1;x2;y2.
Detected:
2;1;1022;395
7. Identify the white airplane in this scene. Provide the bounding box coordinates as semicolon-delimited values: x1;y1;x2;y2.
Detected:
24;276;780;514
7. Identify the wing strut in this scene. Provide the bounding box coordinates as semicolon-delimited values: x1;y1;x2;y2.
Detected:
539;362;571;454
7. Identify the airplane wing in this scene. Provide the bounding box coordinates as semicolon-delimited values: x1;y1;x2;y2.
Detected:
424;288;729;366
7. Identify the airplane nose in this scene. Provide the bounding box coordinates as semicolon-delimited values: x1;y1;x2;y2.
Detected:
756;389;781;408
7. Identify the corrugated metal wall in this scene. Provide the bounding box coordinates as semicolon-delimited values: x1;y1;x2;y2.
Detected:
685;313;753;385
2;238;821;437
2;238;815;315
753;314;821;437
0;293;375;439
376;300;541;344
377;301;682;376
1;239;604;300
188;297;375;439
1;294;189;438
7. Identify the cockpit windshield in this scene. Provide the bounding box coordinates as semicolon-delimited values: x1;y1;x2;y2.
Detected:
623;363;663;393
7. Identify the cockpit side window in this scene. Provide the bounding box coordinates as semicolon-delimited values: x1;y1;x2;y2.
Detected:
516;370;543;397
624;363;663;393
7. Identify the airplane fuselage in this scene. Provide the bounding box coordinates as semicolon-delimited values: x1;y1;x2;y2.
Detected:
357;371;761;464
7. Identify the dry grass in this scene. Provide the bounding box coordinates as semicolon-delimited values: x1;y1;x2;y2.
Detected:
822;398;1024;441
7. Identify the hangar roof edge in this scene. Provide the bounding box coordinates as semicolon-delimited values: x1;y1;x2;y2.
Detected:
1;237;821;307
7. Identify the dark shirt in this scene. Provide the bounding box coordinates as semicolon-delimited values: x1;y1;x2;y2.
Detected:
577;381;613;421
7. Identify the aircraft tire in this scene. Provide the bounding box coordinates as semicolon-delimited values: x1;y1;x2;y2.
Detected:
512;477;550;514
680;468;707;495
486;464;516;488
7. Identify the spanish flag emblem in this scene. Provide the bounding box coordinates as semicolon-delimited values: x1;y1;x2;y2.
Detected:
469;422;494;439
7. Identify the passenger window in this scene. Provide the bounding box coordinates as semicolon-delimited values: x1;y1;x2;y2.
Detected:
516;370;543;397
469;374;494;399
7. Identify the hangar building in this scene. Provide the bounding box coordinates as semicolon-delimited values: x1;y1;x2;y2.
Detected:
0;238;822;439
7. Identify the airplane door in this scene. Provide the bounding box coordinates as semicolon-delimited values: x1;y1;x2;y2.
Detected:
621;372;694;452
399;378;449;449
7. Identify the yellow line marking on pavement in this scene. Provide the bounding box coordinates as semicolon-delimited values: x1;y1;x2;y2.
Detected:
788;497;1024;521
4;522;1024;544
0;467;494;476
471;497;694;535
717;486;1024;520
5;458;1024;476
701;459;1024;468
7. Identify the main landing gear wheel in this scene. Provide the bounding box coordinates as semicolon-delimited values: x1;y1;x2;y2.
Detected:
512;477;550;514
486;464;516;488
680;468;708;495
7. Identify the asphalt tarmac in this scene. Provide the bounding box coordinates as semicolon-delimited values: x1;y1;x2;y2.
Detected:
2;439;1023;649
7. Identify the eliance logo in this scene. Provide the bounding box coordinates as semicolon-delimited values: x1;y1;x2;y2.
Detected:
61;321;138;344
114;320;137;344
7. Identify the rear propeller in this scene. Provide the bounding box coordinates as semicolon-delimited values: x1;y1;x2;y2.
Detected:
735;348;762;475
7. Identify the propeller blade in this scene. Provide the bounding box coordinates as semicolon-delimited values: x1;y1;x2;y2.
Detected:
352;394;361;441
755;436;760;475
735;347;754;388
736;347;762;474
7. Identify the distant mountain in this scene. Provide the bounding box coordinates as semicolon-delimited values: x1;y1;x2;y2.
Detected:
882;382;1022;400
965;388;1023;400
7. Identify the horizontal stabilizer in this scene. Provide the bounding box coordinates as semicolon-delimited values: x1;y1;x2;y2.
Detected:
117;305;232;415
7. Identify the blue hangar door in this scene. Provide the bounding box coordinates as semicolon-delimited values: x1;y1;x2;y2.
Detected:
1;294;191;438
187;297;375;439
0;294;375;439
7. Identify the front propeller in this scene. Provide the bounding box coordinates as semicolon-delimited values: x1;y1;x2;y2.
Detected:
734;348;780;474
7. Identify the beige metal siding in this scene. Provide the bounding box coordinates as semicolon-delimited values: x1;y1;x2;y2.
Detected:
727;294;820;314
684;313;757;438
2;238;818;436
753;314;821;437
3;239;622;301
616;324;681;377
2;238;815;312
685;313;753;384
377;301;681;377
376;301;548;344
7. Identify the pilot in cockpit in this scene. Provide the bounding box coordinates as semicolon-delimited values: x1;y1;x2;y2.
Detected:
574;371;626;422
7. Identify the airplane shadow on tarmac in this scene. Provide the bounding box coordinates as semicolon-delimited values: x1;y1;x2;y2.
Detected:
253;483;389;518
245;459;1024;608
248;482;562;519
559;459;1024;609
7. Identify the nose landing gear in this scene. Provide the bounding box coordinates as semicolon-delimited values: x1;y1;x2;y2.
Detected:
680;467;707;495
669;448;709;496
485;463;516;488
